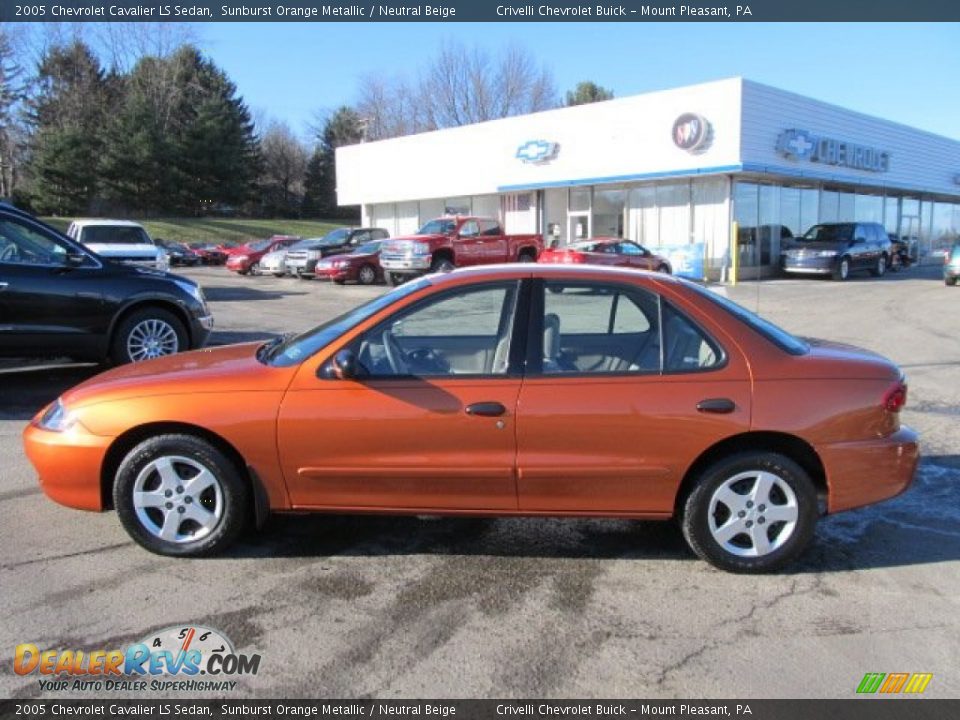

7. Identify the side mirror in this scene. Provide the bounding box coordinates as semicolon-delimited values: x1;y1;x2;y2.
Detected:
65;251;87;267
331;349;358;380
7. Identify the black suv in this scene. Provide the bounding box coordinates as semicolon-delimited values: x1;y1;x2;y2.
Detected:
780;222;892;281
0;204;213;364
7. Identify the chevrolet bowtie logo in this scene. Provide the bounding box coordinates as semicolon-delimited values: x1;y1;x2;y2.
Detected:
516;140;560;164
777;129;817;159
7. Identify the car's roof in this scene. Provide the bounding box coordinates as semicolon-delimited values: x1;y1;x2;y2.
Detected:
70;219;146;228
427;262;687;288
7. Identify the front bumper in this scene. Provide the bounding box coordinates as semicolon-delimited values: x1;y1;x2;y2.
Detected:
820;425;920;513
23;422;113;511
287;258;318;275
781;255;837;274
380;256;431;272
314;265;350;281
189;314;214;348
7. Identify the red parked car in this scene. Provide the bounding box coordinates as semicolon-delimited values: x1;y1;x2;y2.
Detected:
190;244;229;265
225;236;299;275
314;240;386;285
540;237;672;274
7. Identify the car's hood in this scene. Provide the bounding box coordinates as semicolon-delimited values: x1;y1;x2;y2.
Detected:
84;243;159;257
61;342;298;409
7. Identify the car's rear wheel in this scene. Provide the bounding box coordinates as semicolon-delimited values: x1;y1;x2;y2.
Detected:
114;434;249;557
946;277;957;286
518;250;536;263
681;451;818;573
357;264;377;285
657;264;671;274
249;262;261;276
431;256;455;273
832;256;851;281
111;308;187;365
388;272;407;286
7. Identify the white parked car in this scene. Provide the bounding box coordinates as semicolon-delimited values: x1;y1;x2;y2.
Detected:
260;247;292;276
66;219;168;271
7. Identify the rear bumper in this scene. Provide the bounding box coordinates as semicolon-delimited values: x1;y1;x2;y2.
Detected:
23;422;113;511
820;426;920;513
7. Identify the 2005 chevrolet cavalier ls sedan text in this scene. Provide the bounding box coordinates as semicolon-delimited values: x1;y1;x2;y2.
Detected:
23;265;919;573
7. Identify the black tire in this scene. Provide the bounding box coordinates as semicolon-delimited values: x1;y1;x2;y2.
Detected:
334;279;346;285
272;273;284;278
517;250;536;263
388;272;407;286
430;256;455;273
946;277;957;286
357;264;377;285
657;264;671;274
869;254;887;277
249;262;261;276
832;256;851;281
113;434;250;557
681;451;818;573
110;307;188;365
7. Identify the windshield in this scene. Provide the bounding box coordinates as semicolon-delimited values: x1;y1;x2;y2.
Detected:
290;237;326;251
687;283;809;356
319;228;351;245
82;226;151;245
265;278;430;367
799;224;854;243
417;219;457;235
352;240;382;254
247;238;272;252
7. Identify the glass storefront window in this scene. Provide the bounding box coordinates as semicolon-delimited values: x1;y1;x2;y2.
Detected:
884;197;899;235
593;188;625;237
799;188;818;234
657;182;691;247
627;185;657;246
837;192;856;222
855;193;884;225
758;185;782;265
733;181;759;266
780;187;801;238
444;197;471;215
820;190;839;223
569;188;590;213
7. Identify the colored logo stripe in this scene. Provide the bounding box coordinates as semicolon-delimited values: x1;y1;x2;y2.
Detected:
904;673;933;694
857;672;932;694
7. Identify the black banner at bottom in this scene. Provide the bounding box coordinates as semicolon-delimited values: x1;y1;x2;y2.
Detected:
0;700;956;720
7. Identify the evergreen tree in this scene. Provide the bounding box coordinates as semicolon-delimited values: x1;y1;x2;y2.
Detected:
300;146;324;218
565;81;614;106
23;41;110;214
314;107;363;219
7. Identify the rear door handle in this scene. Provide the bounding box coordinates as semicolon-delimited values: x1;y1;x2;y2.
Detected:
465;402;506;417
696;398;736;414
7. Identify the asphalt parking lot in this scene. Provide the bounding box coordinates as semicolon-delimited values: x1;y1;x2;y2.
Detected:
1;265;958;699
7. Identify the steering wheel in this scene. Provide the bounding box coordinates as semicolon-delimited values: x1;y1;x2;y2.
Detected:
0;244;19;263
382;328;410;375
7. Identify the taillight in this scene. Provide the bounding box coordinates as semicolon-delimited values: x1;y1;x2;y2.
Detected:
563;252;585;263
883;381;908;413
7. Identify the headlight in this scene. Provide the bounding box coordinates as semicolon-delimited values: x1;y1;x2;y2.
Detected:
234;254;248;262
412;242;431;255
37;399;78;432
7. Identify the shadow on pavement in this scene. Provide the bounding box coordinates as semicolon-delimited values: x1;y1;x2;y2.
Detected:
203;286;308;302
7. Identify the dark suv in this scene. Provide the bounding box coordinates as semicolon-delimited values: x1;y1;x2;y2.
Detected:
0;204;213;364
781;222;892;281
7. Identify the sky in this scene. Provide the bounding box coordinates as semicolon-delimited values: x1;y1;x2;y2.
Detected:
193;22;960;142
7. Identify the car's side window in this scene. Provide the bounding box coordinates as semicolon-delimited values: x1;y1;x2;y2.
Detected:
459;221;480;238
352;231;371;245
541;282;660;374
480;220;503;236
661;303;722;372
350;282;520;377
619;243;642;256
0;217;70;266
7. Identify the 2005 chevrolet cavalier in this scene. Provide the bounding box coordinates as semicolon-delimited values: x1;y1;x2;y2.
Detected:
24;265;919;572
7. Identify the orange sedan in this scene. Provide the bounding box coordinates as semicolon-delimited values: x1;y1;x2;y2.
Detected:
23;265;919;572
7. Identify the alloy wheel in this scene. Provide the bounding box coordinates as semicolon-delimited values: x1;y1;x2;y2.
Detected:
132;455;224;544
359;265;376;285
126;318;180;361
707;470;799;558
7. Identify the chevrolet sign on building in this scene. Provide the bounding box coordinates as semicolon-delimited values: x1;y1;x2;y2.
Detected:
776;128;891;172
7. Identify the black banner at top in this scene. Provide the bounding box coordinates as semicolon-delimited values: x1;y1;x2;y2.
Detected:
1;0;959;22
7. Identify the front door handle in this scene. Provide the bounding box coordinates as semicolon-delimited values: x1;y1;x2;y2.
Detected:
696;398;736;414
465;402;506;417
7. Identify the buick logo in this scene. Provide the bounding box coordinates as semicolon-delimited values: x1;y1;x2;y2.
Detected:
516;140;560;164
672;113;710;153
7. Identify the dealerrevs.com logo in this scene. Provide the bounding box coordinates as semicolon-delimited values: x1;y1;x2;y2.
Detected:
14;625;261;693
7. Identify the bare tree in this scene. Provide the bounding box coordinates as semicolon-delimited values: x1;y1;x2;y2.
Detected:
259;119;309;213
354;41;558;141
94;22;201;73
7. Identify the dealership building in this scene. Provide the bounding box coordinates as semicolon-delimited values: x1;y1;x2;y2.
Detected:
336;77;960;278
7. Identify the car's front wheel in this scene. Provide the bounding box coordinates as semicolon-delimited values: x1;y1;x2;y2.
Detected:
870;254;887;277
832;256;851;281
114;434;249;557
111;308;187;365
357;264;377;285
681;451;818;573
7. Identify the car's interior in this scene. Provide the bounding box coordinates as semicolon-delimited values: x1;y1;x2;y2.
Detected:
350;281;720;378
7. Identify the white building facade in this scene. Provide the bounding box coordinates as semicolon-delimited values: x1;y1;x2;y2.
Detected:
337;78;960;278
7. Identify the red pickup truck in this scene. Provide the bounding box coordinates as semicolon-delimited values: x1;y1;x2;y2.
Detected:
378;216;542;285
